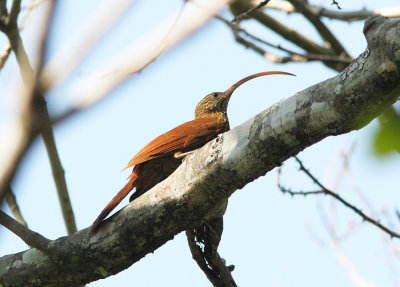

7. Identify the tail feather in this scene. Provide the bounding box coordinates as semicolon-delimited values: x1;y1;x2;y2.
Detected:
90;173;137;232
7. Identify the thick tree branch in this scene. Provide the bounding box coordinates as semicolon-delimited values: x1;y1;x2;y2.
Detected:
0;16;399;287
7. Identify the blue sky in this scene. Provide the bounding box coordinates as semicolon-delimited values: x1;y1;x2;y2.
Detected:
0;0;400;286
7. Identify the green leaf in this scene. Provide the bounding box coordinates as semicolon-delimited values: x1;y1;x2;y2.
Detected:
373;106;400;155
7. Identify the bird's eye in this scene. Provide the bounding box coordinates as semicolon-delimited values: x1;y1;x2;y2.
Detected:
213;93;219;98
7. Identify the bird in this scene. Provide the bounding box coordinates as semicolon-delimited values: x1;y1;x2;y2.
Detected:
90;71;294;232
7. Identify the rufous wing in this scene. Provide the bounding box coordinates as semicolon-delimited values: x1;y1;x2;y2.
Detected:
123;117;224;170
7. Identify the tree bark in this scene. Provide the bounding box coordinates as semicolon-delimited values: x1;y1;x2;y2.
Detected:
0;16;399;286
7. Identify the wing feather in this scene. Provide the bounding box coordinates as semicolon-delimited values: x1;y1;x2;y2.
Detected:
123;117;224;170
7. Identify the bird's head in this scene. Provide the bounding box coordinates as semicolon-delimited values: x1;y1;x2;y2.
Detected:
194;71;295;119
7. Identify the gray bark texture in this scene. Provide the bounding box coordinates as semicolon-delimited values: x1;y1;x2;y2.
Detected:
1;16;400;286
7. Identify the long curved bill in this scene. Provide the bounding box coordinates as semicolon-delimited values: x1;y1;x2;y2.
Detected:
224;71;295;97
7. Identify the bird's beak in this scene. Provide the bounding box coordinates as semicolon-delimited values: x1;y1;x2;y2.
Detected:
222;71;295;98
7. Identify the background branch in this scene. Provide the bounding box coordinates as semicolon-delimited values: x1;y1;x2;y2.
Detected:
231;0;270;22
0;41;11;70
217;14;353;65
287;0;348;56
0;210;51;252
50;0;230;125
0;0;78;235
278;157;400;239
228;0;348;71
4;186;27;227
0;16;399;285
261;0;400;21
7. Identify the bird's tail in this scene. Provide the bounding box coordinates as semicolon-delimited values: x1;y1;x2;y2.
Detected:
90;172;138;232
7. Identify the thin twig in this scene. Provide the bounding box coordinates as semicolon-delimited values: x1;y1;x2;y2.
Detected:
262;1;400;22
229;0;330;55
331;0;341;10
331;239;379;287
35;5;78;234
236;20;352;63
231;0;270;22
277;158;400;239
216;14;353;65
288;0;349;57
0;210;51;252
40;98;78;234
296;156;400;239
4;185;28;227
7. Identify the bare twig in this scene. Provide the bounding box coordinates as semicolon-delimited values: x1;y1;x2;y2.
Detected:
0;210;51;252
277;157;400;239
295;156;400;239
288;0;349;57
4;185;28;227
322;150;379;287
229;0;329;55
217;14;353;65
319;7;400;21
231;0;270;22
229;0;349;71
331;1;341;10
262;1;400;22
40;99;78;234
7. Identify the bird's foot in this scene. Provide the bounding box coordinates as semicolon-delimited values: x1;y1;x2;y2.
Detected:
174;151;194;159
